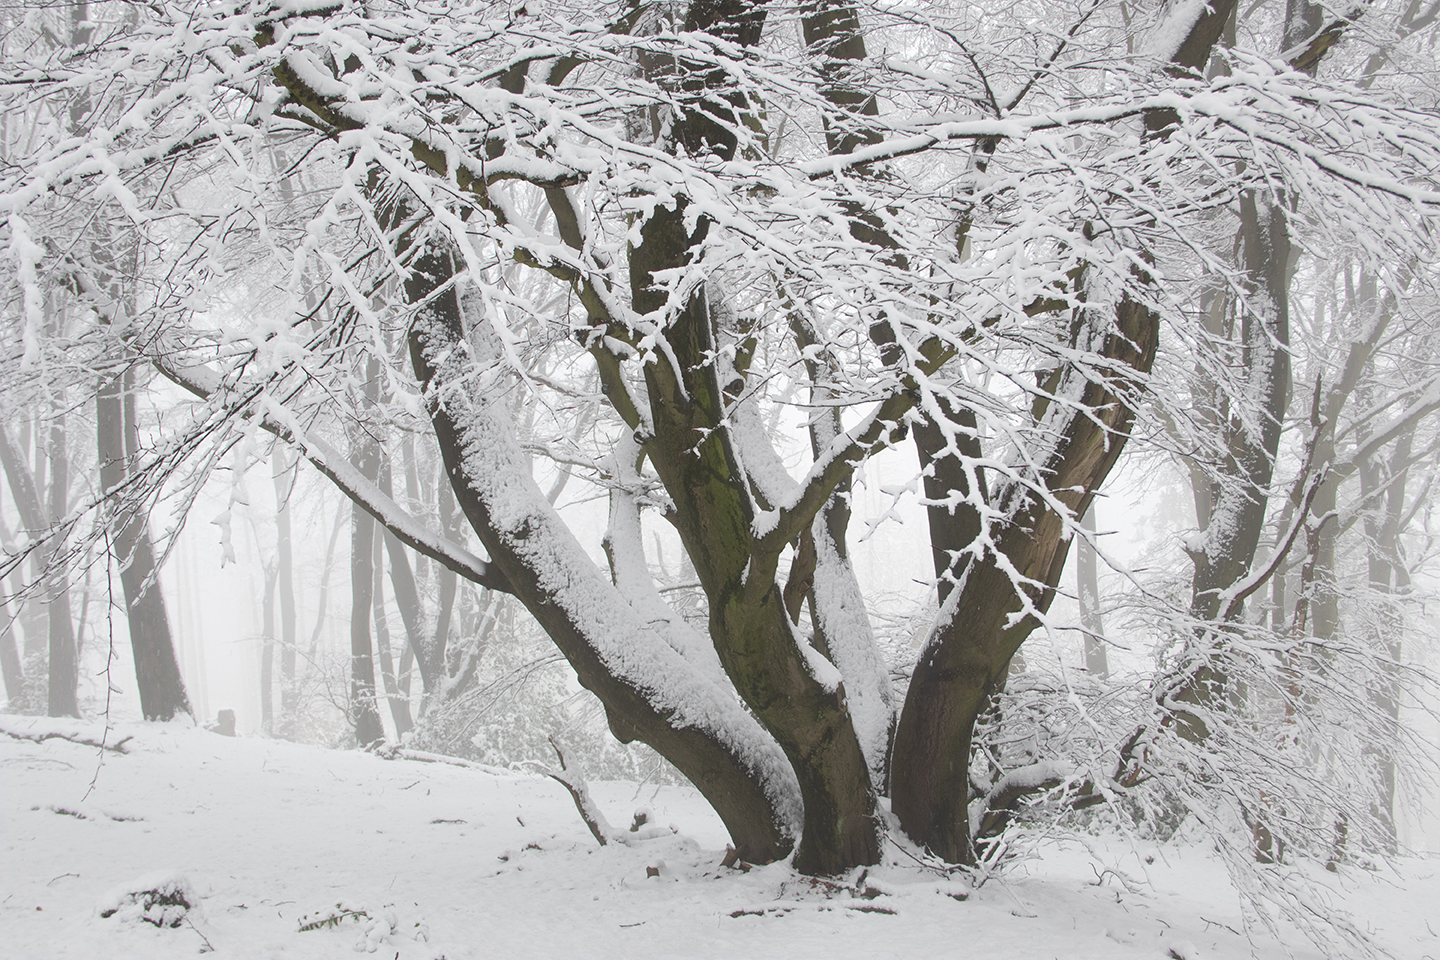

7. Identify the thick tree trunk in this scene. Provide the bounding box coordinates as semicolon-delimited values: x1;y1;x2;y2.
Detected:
628;0;879;871
1173;188;1293;742
629;219;879;873
404;244;797;867
893;298;1160;863
797;0;1195;864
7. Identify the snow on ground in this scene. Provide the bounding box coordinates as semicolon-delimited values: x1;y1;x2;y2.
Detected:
2;715;1437;960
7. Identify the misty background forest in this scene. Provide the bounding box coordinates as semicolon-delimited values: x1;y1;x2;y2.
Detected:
2;0;1440;955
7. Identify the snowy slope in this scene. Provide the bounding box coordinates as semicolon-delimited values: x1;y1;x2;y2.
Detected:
2;715;1436;959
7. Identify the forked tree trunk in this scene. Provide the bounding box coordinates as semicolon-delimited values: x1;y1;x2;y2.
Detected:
800;0;1189;864
403;242;797;867
261;0;1239;875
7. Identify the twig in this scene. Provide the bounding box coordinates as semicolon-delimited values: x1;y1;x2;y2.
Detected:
886;835;957;876
86;531;119;802
1201;916;1243;936
183;914;214;953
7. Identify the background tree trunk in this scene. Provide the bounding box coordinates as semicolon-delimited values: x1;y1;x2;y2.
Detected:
260;560;276;734
371;520;412;736
0;425;52;710
97;367;191;721
273;450;298;729
0;587;21;703
348;357;384;747
1078;505;1109;680
45;403;77;719
1360;426;1413;851
379;458;428;710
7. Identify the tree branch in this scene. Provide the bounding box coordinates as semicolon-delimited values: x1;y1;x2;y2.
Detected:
154;358;512;594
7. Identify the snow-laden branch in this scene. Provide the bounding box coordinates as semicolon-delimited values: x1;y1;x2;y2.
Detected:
1334;379;1440;481
752;338;956;556
154;358;512;594
795;74;1440;208
1216;465;1327;623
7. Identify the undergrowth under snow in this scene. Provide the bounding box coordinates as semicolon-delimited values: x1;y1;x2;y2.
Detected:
1;715;1436;959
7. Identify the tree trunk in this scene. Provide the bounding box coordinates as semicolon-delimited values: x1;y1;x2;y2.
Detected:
379;458;429;703
249;0;1252;876
1173;188;1293;741
0;425;51;710
631;261;879;873
1172;0;1341;742
45;406;78;719
404;242;798;867
273;449;298;726
371;519;413;736
893;297;1161;864
1078;504;1109;680
97;367;191;721
260;561;276;734
0;589;22;703
1360;424;1412;852
348;358;384;747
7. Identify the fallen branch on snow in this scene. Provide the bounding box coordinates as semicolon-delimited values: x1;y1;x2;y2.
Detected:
367;741;510;777
1;725;132;754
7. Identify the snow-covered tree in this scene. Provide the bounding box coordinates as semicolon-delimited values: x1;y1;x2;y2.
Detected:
3;0;1438;885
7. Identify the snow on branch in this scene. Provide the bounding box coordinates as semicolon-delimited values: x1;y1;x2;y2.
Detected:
154;358;512;594
0;718;132;754
531;736;615;848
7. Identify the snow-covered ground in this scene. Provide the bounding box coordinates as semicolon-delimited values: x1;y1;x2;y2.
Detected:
2;715;1436;960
